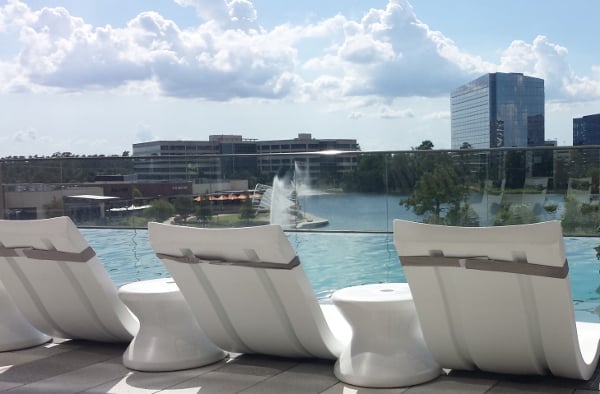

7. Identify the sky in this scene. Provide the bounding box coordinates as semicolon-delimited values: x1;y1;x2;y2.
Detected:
1;0;600;157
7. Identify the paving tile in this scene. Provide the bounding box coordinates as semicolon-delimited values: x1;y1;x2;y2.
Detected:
0;342;76;367
0;381;23;392
62;340;128;356
85;371;197;394
402;375;497;394
1;341;599;393
0;348;120;385
84;358;227;394
3;357;129;394
320;382;408;393
160;370;268;394
215;354;299;376
487;381;574;393
239;360;339;394
450;367;600;392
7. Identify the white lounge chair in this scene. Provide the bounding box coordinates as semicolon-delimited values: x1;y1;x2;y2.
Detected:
148;222;349;359
393;219;600;380
0;217;138;342
0;281;50;351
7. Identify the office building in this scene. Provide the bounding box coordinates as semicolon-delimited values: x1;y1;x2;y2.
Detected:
573;113;600;145
132;134;358;184
256;134;358;181
451;73;545;149
132;135;257;181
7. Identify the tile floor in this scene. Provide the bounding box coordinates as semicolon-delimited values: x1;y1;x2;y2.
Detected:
0;339;599;393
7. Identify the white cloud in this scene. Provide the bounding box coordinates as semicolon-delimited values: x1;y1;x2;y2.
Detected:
13;127;38;142
173;0;229;23
172;0;258;30
227;0;258;27
338;34;395;64
499;36;569;97
498;35;600;101
423;111;450;120
379;106;414;119
0;3;298;100
301;0;490;99
0;0;599;107
11;127;52;146
563;67;600;100
344;101;415;120
0;0;31;32
135;123;155;142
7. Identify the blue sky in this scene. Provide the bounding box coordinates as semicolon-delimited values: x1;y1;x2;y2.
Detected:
1;0;600;157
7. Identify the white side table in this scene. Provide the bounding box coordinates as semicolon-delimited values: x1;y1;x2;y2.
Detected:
118;277;226;371
332;283;440;388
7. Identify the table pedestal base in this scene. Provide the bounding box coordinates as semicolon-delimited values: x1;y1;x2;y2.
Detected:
119;278;226;372
333;283;440;388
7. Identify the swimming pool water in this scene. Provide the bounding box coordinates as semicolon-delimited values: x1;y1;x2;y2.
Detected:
81;228;600;323
563;237;600;322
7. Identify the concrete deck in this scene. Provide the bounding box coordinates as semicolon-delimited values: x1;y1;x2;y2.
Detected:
1;339;599;393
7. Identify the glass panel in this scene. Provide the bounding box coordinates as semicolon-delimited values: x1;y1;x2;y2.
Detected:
0;147;598;236
2;148;600;321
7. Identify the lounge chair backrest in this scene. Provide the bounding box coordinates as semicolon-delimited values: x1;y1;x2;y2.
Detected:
0;217;138;342
393;219;600;380
149;222;343;359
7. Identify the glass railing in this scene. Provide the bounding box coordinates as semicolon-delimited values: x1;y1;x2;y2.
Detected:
1;146;599;236
4;147;600;322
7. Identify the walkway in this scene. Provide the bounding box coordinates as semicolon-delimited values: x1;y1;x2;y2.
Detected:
1;339;599;393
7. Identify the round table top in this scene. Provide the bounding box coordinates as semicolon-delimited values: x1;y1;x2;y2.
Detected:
331;283;412;304
119;277;179;295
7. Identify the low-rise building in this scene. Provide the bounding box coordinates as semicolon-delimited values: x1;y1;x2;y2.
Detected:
132;134;359;186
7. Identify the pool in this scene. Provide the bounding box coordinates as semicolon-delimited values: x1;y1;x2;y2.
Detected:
81;228;600;323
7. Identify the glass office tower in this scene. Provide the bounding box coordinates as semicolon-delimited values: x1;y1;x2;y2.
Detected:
573;113;600;145
451;73;545;149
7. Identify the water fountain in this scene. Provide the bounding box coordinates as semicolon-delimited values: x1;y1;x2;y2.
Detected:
254;162;328;229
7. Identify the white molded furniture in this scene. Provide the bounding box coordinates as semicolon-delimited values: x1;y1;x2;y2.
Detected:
393;219;600;380
332;283;440;387
0;281;50;351
0;217;138;342
119;277;226;371
149;222;350;360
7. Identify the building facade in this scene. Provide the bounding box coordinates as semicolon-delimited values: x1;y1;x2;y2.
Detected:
256;133;358;183
573;113;600;145
451;73;545;149
132;134;359;184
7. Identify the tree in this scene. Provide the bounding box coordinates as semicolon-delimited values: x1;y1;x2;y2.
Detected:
504;150;526;189
388;152;418;193
445;203;479;226
195;197;213;225
186;163;198;180
402;164;471;224
144;199;175;222
561;197;600;234
493;204;537;226
349;153;387;193
131;187;142;204
460;142;472;149
416;140;434;150
173;196;195;222
239;198;256;223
